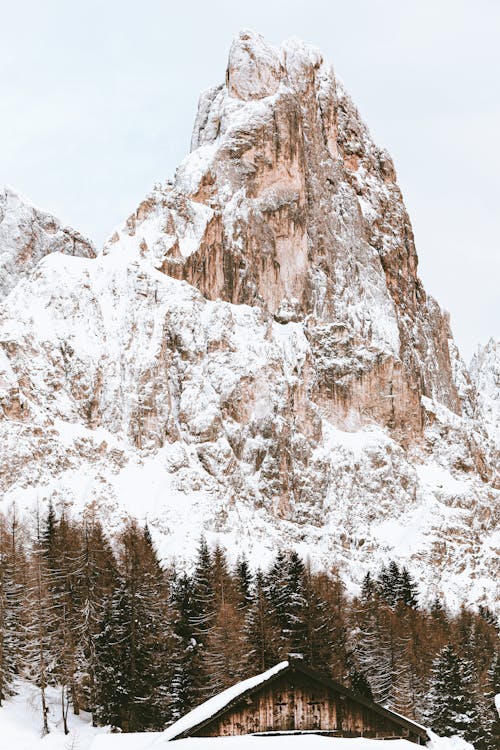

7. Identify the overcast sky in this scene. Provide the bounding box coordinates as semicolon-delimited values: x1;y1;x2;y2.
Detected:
1;0;498;360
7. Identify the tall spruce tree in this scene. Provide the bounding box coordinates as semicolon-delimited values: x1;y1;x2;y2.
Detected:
244;569;279;671
424;643;481;741
76;514;117;722
482;651;500;750
169;571;202;720
94;520;170;731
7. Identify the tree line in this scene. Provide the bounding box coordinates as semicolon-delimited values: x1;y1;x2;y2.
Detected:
0;503;498;748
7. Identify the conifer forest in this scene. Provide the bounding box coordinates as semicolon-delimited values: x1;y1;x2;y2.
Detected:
0;504;498;748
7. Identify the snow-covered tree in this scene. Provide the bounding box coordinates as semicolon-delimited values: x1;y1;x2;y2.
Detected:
94;520;170;731
424;643;481;742
169;571;203;720
244;569;279;672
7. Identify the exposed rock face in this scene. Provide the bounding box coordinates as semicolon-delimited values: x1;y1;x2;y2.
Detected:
0;32;498;607
107;31;461;441
0;187;95;300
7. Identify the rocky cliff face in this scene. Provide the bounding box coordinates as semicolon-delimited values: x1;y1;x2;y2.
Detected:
0;187;95;300
0;32;498;608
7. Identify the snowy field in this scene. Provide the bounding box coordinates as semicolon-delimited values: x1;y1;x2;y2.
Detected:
0;681;476;750
0;681;106;749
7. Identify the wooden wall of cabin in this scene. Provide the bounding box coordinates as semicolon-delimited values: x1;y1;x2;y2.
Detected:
192;673;412;739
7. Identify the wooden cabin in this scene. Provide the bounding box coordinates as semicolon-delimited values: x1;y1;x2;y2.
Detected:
165;657;429;744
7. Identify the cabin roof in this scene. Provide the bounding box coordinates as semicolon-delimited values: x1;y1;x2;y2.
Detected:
163;659;429;742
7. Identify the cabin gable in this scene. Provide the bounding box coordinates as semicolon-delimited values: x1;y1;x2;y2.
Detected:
175;663;428;744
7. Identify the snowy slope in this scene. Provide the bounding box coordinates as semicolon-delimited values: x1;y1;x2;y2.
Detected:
0;680;106;750
0;31;498;609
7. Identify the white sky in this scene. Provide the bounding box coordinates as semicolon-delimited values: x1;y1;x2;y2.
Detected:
0;0;498;360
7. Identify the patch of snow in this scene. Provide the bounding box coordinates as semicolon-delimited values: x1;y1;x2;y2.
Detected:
0;679;107;750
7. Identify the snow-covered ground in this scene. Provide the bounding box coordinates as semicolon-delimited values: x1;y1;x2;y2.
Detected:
0;680;107;750
91;733;475;750
0;682;478;750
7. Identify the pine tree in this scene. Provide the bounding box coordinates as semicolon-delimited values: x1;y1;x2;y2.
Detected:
190;537;215;644
51;511;83;732
265;550;306;657
361;571;376;601
244;570;279;672
397;567;419;609
234;555;253;611
377;561;402;608
481;651;500;750
94;520;170;731
348;661;374;700
301;568;336;672
76;513;117;721
353;588;395;708
424;643;480;740
169;572;203;720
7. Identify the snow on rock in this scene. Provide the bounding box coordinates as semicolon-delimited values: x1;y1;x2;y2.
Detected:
470;338;500;447
0;186;95;300
0;31;498;609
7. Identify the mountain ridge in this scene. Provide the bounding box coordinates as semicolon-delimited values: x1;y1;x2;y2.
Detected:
0;31;498;609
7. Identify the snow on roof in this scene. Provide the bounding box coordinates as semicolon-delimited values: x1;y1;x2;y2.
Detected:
163;661;290;741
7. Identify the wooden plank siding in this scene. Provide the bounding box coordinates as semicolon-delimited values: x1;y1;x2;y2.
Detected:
170;660;429;745
189;672;425;743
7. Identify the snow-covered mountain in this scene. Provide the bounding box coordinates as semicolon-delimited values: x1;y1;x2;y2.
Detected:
470;339;499;448
0;31;498;608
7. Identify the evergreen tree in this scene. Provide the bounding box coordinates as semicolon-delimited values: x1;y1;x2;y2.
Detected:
234;555;253;611
348;663;374;700
397;567;419;609
481;651;500;750
169;572;203;720
301;569;337;672
265;550;306;656
190;537;215;643
205;600;244;695
244;570;279;671
94;520;170;731
76;513;117;721
377;561;401;608
424;644;481;741
361;571;376;601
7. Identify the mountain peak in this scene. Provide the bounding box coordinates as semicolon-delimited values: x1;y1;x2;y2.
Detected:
0;34;497;608
226;30;283;101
